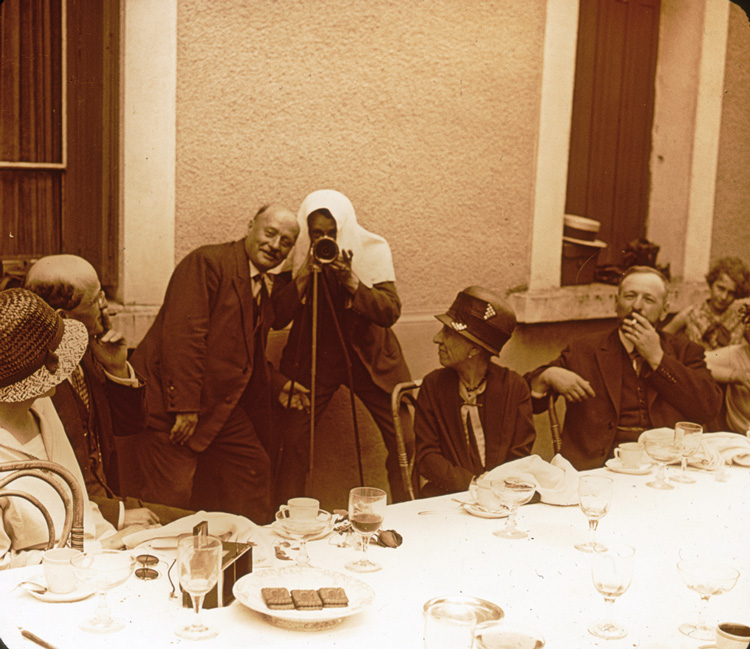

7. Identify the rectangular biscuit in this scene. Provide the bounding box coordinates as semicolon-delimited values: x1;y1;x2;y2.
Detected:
318;587;349;608
291;589;323;610
261;587;294;610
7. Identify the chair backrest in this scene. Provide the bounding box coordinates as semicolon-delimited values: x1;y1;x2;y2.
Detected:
390;379;422;501
0;460;85;551
548;393;563;455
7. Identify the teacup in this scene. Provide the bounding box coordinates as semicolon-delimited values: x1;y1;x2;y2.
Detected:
614;442;644;468
716;622;750;649
42;547;82;594
279;497;319;520
473;620;546;649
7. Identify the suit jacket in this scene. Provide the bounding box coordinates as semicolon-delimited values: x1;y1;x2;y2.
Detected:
131;240;288;453
526;326;723;470
414;363;536;495
52;350;147;525
277;273;410;393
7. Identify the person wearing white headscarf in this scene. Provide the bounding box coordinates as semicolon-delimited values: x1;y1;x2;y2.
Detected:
275;190;412;503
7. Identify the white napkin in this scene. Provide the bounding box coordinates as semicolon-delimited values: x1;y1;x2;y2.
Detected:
638;428;750;470
121;511;273;565
478;454;580;506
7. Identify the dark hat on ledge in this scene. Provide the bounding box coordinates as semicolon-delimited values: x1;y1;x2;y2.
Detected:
436;286;516;356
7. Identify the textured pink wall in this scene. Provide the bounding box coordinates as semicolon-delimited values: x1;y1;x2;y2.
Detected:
175;1;546;312
712;5;750;261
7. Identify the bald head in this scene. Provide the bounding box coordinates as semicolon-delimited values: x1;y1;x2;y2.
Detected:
245;204;299;271
26;255;107;336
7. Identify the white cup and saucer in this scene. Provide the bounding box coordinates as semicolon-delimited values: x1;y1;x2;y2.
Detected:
464;476;510;519
20;548;95;603
605;442;652;475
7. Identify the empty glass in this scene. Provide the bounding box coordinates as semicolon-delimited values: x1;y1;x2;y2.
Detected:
672;422;703;484
642;429;681;489
490;477;536;539
588;543;634;640
677;559;740;640
574;475;613;553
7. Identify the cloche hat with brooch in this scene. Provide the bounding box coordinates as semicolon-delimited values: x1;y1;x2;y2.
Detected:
436;286;517;356
0;288;88;403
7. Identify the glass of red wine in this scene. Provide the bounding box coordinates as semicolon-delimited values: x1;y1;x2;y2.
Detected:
345;486;387;573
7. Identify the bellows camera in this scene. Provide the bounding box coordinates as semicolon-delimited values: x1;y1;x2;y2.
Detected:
312;236;339;264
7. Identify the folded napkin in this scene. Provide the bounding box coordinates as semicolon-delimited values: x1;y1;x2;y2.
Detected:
478;454;580;506
122;511;273;565
638;429;750;470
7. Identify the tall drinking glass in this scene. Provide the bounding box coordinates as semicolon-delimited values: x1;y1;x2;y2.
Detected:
588;543;634;640
672;422;703;484
574;475;613;553
346;487;387;573
176;534;223;640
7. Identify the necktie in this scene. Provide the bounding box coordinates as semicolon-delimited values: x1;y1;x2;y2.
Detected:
69;365;91;412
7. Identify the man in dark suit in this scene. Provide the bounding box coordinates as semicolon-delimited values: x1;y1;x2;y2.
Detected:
130;205;307;523
25;255;188;528
526;266;723;469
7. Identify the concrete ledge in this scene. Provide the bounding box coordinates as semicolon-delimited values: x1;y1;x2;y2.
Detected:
509;281;707;324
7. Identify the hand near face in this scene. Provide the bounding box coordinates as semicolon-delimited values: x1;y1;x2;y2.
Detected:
539;367;596;402
170;412;199;445
90;325;130;378
620;311;664;368
330;249;360;293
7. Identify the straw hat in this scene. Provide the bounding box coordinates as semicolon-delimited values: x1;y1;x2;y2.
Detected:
435;286;516;356
562;214;607;248
0;289;88;403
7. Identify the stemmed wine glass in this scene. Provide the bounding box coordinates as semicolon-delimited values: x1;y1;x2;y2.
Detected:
588;543;635;640
574;475;613;553
672;422;703;484
677;559;740;640
490;477;536;539
641;429;681;489
70;550;137;633
275;508;333;566
345;486;387;573
175;534;223;641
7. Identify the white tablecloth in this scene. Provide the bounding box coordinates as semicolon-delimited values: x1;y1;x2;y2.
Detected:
0;465;748;649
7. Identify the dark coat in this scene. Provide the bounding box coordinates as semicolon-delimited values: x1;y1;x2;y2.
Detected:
414;363;536;495
131;240;288;454
52;351;147;524
526;327;723;470
278;275;410;393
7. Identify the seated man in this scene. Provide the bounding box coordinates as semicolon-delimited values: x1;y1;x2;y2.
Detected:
25;255;191;528
0;289;151;568
526;266;723;470
414;286;536;496
705;304;750;433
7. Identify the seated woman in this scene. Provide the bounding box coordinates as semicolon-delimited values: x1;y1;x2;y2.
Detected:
705;303;750;434
663;256;750;350
0;289;150;569
414;286;536;496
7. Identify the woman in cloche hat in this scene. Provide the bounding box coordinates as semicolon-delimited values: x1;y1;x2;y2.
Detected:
413;286;536;497
0;289;150;568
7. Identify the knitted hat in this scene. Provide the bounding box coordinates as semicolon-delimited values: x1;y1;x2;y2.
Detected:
435;286;517;356
0;289;88;403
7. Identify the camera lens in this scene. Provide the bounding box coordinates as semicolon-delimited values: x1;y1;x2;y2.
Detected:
313;236;338;264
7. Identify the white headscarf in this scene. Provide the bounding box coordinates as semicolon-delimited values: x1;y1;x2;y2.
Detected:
290;190;396;288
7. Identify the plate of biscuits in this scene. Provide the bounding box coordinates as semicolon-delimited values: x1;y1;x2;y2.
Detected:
233;565;375;631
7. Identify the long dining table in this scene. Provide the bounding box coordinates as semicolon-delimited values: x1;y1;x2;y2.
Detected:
0;462;748;649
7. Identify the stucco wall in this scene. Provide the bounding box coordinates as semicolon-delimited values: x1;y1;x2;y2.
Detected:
712;4;750;260
175;1;546;312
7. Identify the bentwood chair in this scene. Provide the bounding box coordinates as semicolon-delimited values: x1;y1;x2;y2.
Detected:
390;379;422;501
0;460;85;551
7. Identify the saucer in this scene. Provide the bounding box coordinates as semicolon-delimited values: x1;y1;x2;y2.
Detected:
605;458;653;475
271;520;333;542
461;502;510;519
21;578;95;603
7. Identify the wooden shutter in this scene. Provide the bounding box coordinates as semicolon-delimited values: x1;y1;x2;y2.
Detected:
565;0;661;268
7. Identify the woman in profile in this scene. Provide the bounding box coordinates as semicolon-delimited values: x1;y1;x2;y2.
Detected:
663;256;750;350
